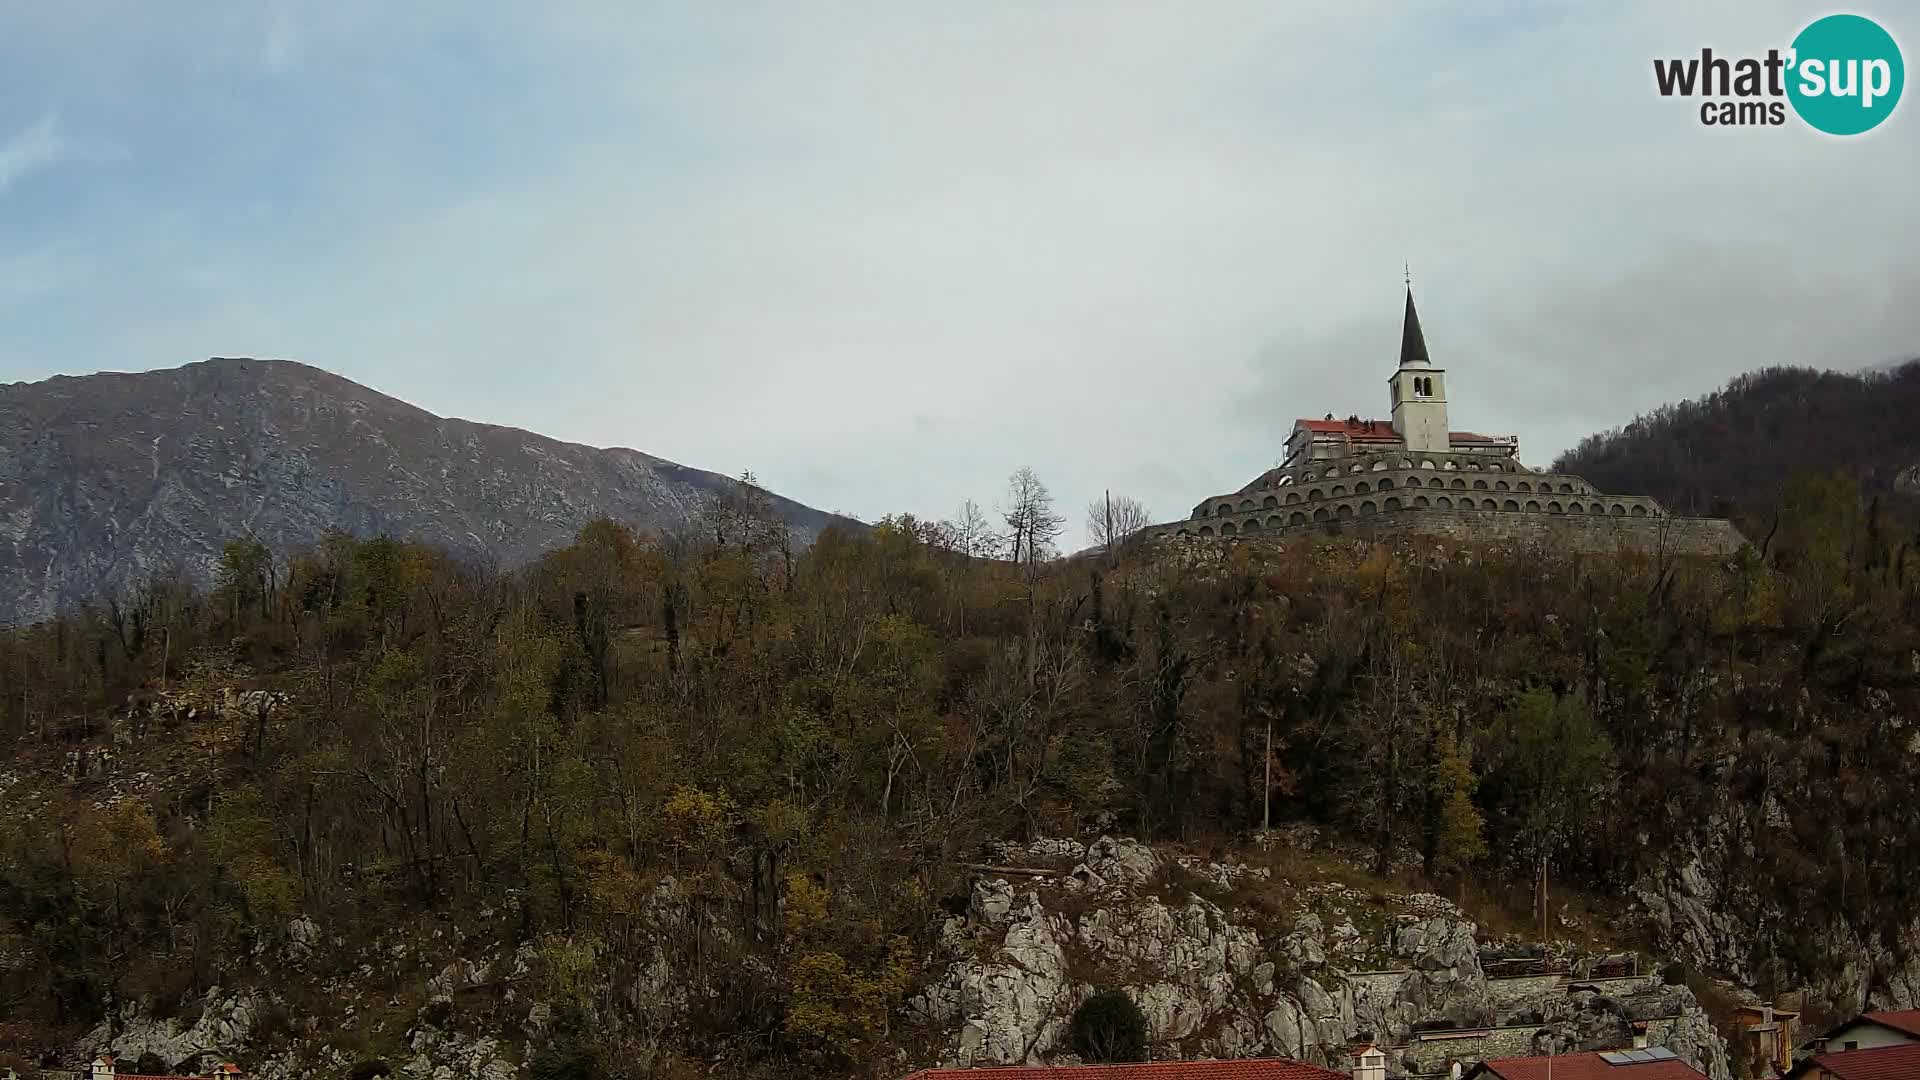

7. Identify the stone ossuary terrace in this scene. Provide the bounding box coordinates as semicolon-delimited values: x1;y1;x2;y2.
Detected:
1146;286;1744;556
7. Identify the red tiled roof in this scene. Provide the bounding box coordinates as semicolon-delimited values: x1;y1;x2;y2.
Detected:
1863;1009;1920;1037
1800;1042;1920;1079
1294;418;1400;441
1474;1051;1706;1080
903;1059;1346;1080
1291;420;1514;448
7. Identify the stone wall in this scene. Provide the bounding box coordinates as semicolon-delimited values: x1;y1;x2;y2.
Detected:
1344;508;1744;557
1485;974;1572;1012
1397;1014;1685;1075
1151;507;1745;559
1485;974;1664;1013
1400;1024;1553;1074
1188;460;1627;527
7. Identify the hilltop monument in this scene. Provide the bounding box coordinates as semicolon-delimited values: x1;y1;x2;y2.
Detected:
1148;287;1744;555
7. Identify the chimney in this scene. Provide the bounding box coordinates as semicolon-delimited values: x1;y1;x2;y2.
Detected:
90;1056;116;1080
1632;1032;1649;1049
208;1065;242;1080
1350;1043;1387;1080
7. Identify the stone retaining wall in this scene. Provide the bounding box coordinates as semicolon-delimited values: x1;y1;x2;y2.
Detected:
1400;1025;1549;1073
1150;507;1744;558
1485;974;1572;1011
1397;1015;1682;1074
1485;973;1666;1013
1347;508;1744;556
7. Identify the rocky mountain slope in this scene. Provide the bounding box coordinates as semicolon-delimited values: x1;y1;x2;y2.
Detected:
7;685;1738;1080
0;358;857;624
26;730;1733;1080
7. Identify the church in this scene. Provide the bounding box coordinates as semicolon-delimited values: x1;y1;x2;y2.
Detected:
1147;289;1744;555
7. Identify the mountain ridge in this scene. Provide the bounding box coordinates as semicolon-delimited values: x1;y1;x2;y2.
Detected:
1551;359;1920;524
0;356;859;624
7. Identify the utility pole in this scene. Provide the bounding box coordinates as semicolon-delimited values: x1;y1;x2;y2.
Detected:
1539;853;1549;942
1104;489;1114;566
1262;715;1273;834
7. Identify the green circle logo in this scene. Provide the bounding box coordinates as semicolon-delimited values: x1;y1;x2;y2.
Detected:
1787;14;1904;135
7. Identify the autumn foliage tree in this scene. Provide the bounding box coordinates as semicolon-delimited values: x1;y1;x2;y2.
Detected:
0;464;1918;1073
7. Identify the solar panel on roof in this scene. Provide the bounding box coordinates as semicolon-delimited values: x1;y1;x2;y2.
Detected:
1598;1046;1680;1066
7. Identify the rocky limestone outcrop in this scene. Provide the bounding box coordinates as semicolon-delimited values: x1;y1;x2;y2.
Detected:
1390;916;1491;1028
81;989;267;1073
1634;808;1920;1017
910;837;1729;1079
71;909;552;1080
69;837;1735;1080
913;888;1080;1064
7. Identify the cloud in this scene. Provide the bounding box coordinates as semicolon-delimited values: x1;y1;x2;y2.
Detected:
0;3;1916;548
264;9;299;75
0;113;67;193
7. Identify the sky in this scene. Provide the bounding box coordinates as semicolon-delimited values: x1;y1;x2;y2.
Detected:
2;1;1917;547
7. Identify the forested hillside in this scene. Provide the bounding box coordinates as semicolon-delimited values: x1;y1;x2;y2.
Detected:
1;468;1917;1079
1553;361;1920;527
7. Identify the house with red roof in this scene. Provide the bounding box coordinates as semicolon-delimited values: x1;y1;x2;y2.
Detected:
1461;1048;1707;1080
82;1056;243;1080
1139;285;1743;557
1783;1040;1920;1079
1809;1009;1920;1055
898;1056;1355;1080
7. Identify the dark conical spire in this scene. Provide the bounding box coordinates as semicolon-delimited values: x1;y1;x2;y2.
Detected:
1399;286;1431;368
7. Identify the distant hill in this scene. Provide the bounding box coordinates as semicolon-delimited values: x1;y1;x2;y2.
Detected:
0;358;859;623
1553;360;1920;525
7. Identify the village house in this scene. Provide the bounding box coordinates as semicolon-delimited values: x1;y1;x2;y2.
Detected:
1804;1009;1920;1055
1461;1048;1708;1080
80;1056;242;1080
1783;1041;1920;1080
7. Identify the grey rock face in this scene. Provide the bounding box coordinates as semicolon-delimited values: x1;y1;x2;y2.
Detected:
1064;836;1163;893
1635;810;1920;1018
910;884;1078;1065
910;840;1726;1078
0;358;858;623
1392;916;1492;1026
81;988;266;1073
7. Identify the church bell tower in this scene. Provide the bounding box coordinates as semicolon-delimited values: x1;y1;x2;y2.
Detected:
1388;286;1449;454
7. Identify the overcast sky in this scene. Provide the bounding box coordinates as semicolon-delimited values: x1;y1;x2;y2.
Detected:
2;1;1916;545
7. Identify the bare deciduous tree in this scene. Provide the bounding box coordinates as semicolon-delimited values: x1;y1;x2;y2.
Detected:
1001;467;1064;575
939;499;1001;559
1085;492;1152;557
